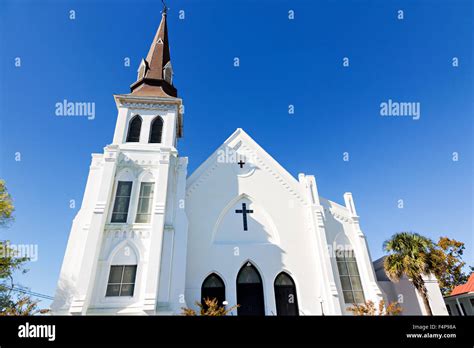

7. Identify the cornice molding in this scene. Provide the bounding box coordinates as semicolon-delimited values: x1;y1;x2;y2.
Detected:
114;94;181;110
122;102;177;111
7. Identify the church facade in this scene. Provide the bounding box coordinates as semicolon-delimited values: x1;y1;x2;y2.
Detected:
51;10;447;316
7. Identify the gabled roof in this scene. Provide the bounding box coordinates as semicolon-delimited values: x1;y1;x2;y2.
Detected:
448;273;474;297
186;128;359;221
186;128;307;204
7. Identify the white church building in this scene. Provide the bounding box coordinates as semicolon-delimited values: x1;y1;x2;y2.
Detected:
51;10;447;316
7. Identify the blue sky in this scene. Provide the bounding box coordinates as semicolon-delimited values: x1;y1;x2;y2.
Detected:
0;0;472;306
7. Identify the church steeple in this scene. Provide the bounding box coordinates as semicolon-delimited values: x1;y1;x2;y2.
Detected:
130;6;177;97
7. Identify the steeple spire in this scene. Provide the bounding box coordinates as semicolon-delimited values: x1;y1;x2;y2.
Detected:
130;5;177;97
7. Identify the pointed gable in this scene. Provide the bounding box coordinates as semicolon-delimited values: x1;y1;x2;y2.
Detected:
186;128;307;205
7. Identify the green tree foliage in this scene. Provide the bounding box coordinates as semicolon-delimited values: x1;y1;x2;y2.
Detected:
383;232;472;315
383;232;436;315
0;179;44;315
429;237;470;296
0;180;14;227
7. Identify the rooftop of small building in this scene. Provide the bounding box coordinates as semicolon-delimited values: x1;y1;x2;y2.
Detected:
445;273;474;298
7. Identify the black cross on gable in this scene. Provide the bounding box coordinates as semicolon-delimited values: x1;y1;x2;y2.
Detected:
237;159;245;168
235;203;253;231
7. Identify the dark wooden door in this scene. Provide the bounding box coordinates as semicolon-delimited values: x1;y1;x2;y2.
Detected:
275;285;299;315
202;287;225;307
237;283;265;315
274;273;299;316
236;263;265;316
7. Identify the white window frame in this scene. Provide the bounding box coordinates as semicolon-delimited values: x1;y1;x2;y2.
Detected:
135;182;155;224
105;264;137;297
108;169;137;225
110;181;134;224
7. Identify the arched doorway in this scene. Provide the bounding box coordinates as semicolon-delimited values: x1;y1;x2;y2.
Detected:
274;272;299;316
201;273;225;309
236;262;265;316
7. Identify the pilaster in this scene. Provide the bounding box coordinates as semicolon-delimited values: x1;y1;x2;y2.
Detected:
343;192;384;303
142;147;176;313
299;174;342;314
69;145;119;314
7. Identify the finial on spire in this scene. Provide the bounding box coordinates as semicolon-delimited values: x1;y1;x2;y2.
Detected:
161;0;168;15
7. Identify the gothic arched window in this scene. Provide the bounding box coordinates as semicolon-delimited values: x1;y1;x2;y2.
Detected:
149;116;163;143
163;62;173;84
336;249;365;304
126;115;142;143
201;273;225;309
137;59;147;81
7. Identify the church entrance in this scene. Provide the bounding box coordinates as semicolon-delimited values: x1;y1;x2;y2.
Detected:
236;262;265;316
274;272;299;316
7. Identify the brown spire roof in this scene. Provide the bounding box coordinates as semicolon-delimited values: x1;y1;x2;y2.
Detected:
130;8;177;97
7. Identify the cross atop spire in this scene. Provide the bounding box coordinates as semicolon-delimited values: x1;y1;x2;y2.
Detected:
130;6;177;97
161;0;168;15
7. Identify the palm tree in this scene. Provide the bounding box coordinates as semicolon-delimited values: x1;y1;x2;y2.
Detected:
383;232;435;315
